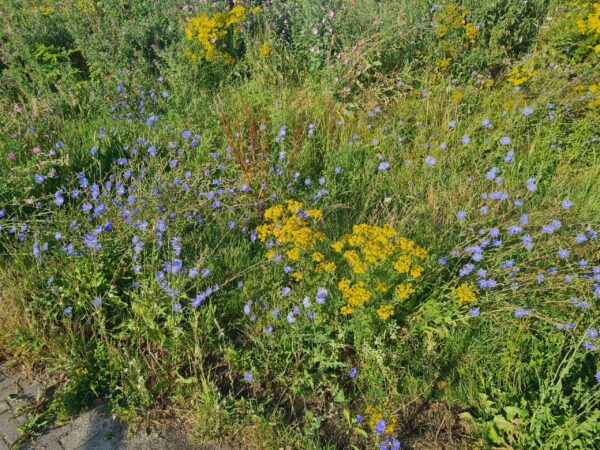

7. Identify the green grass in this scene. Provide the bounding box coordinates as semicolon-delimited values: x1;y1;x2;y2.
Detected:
0;1;599;449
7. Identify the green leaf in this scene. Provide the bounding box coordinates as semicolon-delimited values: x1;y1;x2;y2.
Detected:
493;415;514;432
459;411;475;422
488;425;500;443
503;406;521;420
343;408;350;424
333;389;346;403
353;427;368;439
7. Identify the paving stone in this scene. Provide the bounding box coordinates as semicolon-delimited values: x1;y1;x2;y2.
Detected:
0;375;16;393
0;402;10;415
5;381;40;411
0;363;224;450
59;409;125;450
0;410;24;446
21;424;70;450
32;438;64;450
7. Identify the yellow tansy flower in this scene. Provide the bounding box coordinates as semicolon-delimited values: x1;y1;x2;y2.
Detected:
377;304;394;320
454;282;476;304
410;265;424;278
312;252;324;262
341;305;354;315
286;247;301;261
395;283;415;300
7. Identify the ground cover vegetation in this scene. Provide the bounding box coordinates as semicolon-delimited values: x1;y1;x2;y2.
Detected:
0;1;599;448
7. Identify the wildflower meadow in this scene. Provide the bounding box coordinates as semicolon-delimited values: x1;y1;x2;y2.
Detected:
0;1;599;449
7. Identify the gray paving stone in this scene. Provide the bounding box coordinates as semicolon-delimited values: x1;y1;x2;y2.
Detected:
0;409;24;446
5;381;40;411
33;438;64;450
0;402;10;415
0;363;223;450
0;376;15;393
21;424;70;450
59;409;125;450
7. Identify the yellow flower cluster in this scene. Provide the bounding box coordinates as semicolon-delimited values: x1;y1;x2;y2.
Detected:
259;41;273;57
577;3;600;34
343;250;366;274
393;254;424;278
374;282;389;293
313;251;337;273
286;247;300;261
258;200;324;247
365;406;398;434
436;58;452;72
454;282;476;304
588;84;600;107
573;83;600;108
339;279;372;315
332;224;426;273
451;88;464;102
435;4;465;37
184;5;246;63
464;22;479;43
434;3;478;45
312;252;324;262
333;224;427;319
576;2;600;53
507;66;539;86
395;283;415;300
38;4;53;15
376;304;394;320
257;201;326;271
